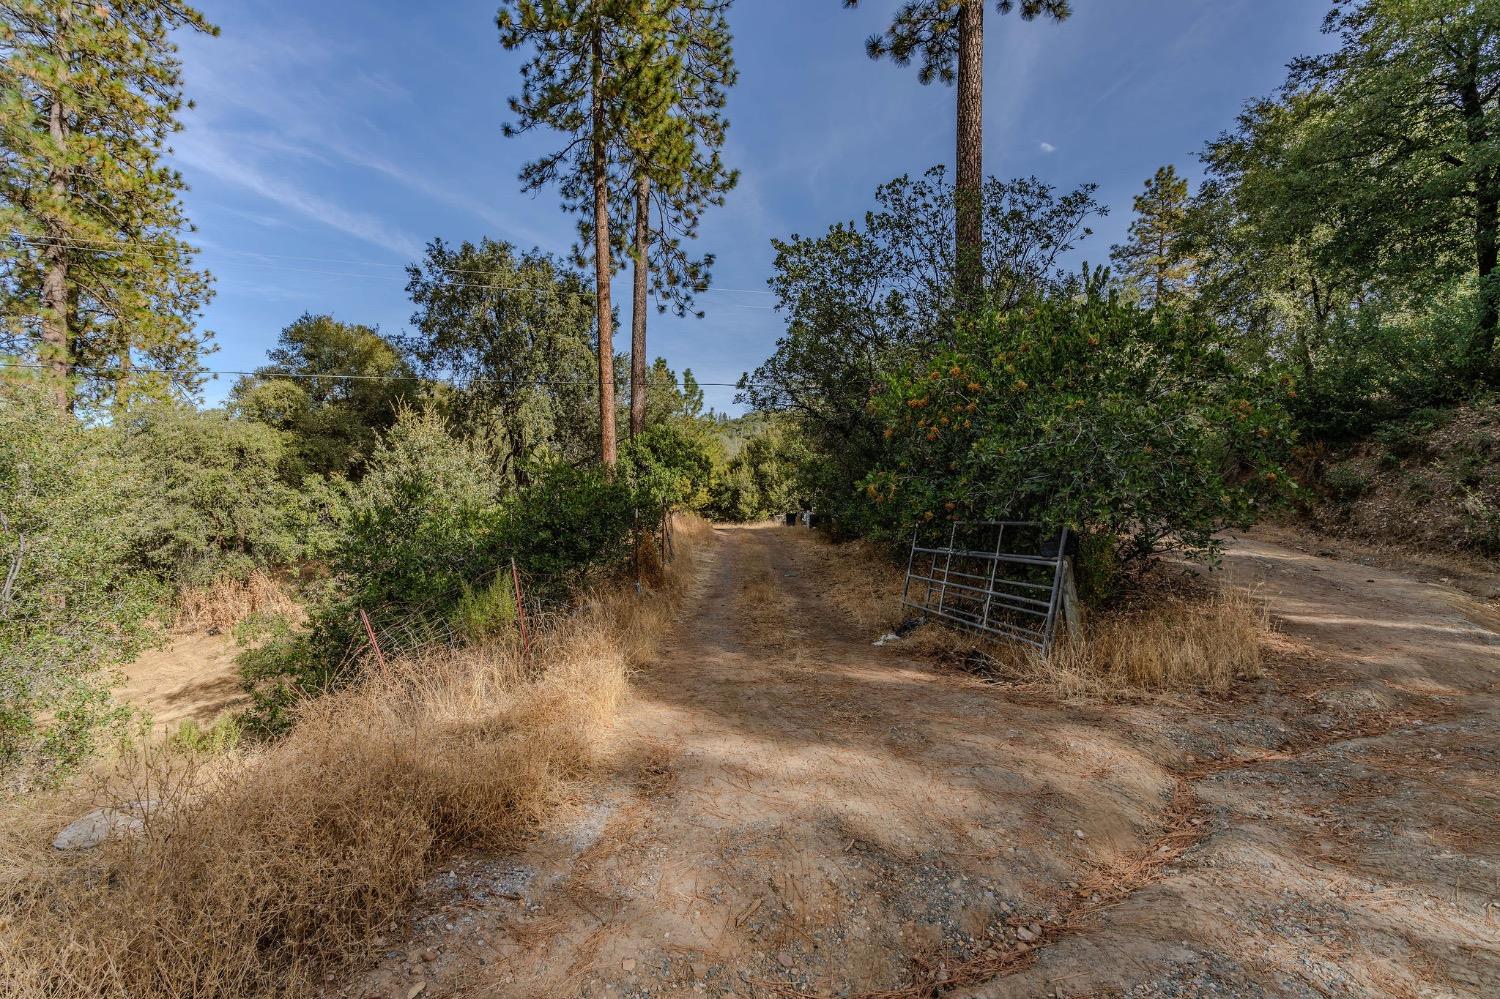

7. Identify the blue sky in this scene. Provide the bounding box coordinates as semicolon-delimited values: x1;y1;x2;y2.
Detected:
171;0;1331;414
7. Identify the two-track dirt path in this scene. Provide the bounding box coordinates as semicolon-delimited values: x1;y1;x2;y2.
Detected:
350;525;1499;999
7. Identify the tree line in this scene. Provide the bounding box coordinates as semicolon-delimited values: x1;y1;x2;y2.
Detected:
744;0;1497;598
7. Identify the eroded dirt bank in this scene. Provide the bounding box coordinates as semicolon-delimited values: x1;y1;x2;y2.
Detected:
346;525;1499;999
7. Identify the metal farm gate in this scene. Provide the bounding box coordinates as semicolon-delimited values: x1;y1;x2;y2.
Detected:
901;521;1076;652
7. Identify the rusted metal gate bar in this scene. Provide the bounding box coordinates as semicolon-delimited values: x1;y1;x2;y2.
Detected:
901;521;1072;652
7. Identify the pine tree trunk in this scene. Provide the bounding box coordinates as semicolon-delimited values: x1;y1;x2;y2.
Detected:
630;173;650;439
40;15;71;414
954;0;984;310
591;26;617;470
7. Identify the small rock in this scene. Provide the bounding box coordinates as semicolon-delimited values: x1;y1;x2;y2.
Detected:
52;801;156;851
776;951;795;969
622;959;636;972
692;961;709;979
406;985;427;999
1016;926;1039;943
1073;829;1085;840
420;949;437;963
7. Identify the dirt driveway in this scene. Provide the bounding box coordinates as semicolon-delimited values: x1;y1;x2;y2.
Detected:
349;525;1499;999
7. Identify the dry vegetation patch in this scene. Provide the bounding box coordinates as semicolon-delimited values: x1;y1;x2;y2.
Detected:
173;570;301;634
782;527;1267;699
0;517;713;999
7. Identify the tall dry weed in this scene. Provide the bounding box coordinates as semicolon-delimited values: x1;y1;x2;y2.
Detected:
781;526;1267;698
1042;586;1266;697
173;570;300;633
0;516;712;999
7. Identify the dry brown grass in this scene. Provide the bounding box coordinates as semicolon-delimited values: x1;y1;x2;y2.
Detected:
0;516;712;999
1002;585;1268;699
780;526;1267;699
173;570;300;633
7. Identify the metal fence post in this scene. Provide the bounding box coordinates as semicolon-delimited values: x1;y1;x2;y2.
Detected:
1040;527;1071;655
359;608;387;671
935;520;959;619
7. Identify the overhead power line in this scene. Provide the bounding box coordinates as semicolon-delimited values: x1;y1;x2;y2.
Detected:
0;359;759;389
2;235;780;307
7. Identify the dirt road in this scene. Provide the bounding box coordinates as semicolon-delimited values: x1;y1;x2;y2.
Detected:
350;525;1499;999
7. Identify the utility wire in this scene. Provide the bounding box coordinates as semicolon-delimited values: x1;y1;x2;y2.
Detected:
2;234;780;303
0;359;759;388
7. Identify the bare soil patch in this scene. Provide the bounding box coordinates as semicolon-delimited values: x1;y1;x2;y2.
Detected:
118;628;248;732
343;524;1499;999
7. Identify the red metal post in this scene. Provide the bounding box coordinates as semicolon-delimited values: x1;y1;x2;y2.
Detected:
510;558;531;656
359;608;387;671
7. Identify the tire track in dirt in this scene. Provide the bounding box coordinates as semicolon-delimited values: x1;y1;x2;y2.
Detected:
346;525;1499;999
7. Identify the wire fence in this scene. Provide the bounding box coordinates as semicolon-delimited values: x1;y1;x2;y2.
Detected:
344;506;679;672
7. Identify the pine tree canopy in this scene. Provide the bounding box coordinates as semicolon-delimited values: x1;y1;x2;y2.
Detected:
0;1;219;414
1111;164;1195;311
621;0;738;319
843;0;1071;85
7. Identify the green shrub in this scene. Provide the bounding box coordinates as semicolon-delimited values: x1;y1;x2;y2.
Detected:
450;576;517;643
863;280;1292;580
708;420;805;522
166;715;243;756
503;458;635;596
330;404;506;613
122;403;305;587
0;385;159;787
1324;465;1371;503
621;420;723;513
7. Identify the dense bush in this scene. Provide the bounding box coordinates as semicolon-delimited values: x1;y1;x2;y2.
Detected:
122;404;305;588
863;279;1292;593
708;420;805;522
621;419;722;513
503;458;636;595
332;405;506;615
240;406;649;731
0;386;159;787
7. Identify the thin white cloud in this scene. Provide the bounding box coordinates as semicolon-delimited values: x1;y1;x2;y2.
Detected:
174;16;558;254
174;132;424;259
1039;141;1057;154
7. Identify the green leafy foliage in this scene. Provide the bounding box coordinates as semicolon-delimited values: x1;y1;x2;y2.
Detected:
743;168;1103;533
862;279;1292;589
122;403;305;588
332;405;507;616
504;458;636;596
708;418;806;522
402;238;598;483
0;384;158;787
450;577;518;644
232;314;416;480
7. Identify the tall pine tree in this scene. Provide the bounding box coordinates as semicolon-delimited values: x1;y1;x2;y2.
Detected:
499;0;667;469
0;1;218;414
1111;165;1195;311
624;0;737;438
844;0;1070;307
